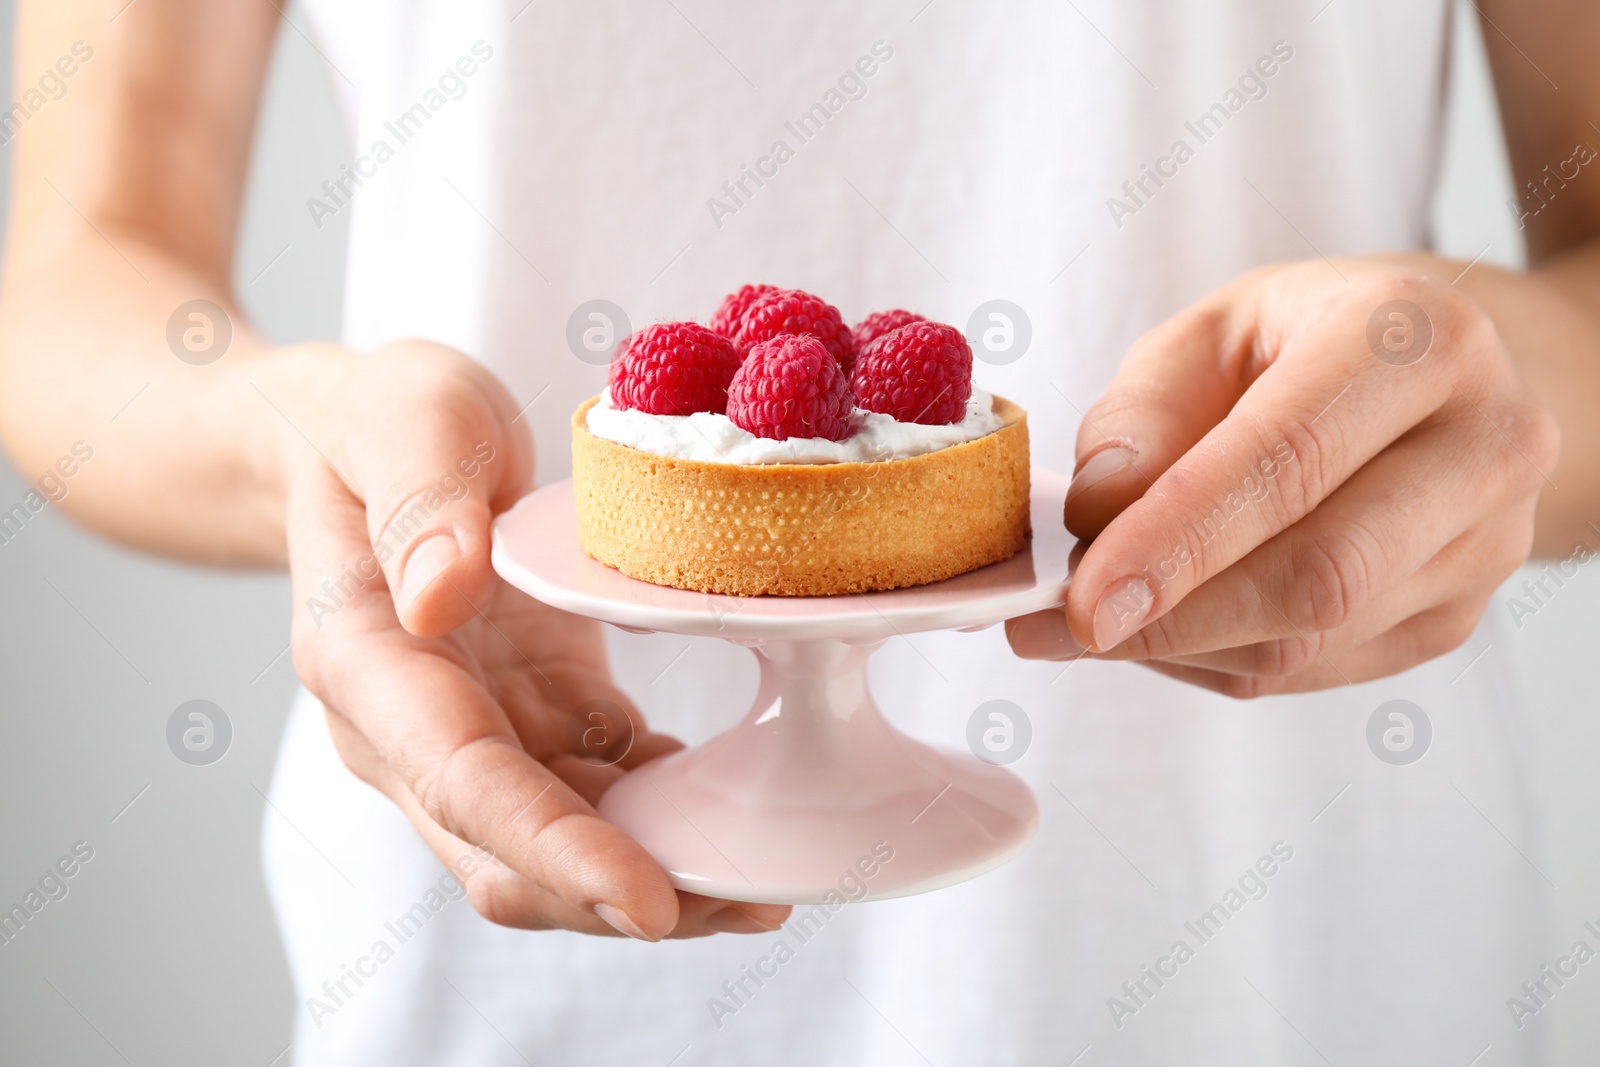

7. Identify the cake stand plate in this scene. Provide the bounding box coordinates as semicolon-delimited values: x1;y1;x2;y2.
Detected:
491;469;1073;904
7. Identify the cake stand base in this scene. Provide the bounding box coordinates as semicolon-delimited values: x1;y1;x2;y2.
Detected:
492;469;1074;905
598;637;1037;904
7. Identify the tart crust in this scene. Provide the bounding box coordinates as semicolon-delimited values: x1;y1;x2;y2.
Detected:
571;395;1030;596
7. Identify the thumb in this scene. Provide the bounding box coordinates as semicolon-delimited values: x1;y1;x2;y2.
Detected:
337;342;533;637
1063;303;1245;538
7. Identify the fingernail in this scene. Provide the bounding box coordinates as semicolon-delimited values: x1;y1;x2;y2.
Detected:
399;532;461;606
1007;611;1084;660
1093;576;1154;651
595;902;658;942
1067;446;1138;502
707;907;783;934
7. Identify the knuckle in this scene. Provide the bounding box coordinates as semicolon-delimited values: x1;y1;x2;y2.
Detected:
1446;598;1487;646
1283;531;1374;633
1504;398;1562;480
384;340;481;391
411;767;451;834
1458;520;1536;594
1414;275;1473;322
1491;521;1537;582
1215;672;1269;700
289;628;326;697
287;614;366;702
463;870;519;928
1125;608;1180;659
1171;489;1236;570
1159;505;1217;583
1373;273;1471;339
413;735;504;835
320;707;385;787
1449;293;1504;357
290;554;390;641
1417;602;1483;662
1263;414;1331;527
371;479;475;552
1078;376;1161;443
1248;635;1320;677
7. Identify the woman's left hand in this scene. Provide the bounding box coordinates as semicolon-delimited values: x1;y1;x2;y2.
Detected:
1006;257;1561;696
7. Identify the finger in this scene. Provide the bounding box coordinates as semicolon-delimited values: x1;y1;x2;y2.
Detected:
1098;411;1528;663
536;732;683;803
363;681;683;940
1137;511;1531;677
676;893;792;937
291;463;681;941
1068;273;1479;652
343;723;787;937
1135;595;1488;697
530;740;789;935
1062;301;1242;538
1005;609;1085;660
321;709;616;935
545;753;648;808
334;342;533;638
446;590;691;775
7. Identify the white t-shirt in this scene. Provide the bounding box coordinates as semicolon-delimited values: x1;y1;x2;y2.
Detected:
267;2;1548;1063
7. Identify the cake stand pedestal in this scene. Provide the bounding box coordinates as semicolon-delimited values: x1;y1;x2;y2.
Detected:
491;469;1073;905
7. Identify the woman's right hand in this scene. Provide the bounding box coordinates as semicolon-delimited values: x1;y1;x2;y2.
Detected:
282;339;790;939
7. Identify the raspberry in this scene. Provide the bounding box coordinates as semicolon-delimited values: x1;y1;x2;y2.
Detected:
849;321;973;425
726;335;855;441
733;288;857;370
608;321;743;416
851;309;925;351
709;283;778;339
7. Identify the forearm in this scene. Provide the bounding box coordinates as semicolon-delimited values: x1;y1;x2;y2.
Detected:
1383;245;1600;557
0;229;334;567
0;0;310;565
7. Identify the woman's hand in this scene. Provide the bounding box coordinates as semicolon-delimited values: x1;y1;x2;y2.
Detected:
284;339;788;938
1007;258;1561;696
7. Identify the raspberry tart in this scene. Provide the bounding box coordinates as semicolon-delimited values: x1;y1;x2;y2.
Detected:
572;287;1030;596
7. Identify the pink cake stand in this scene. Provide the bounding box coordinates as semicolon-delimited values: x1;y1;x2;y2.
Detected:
491;469;1073;905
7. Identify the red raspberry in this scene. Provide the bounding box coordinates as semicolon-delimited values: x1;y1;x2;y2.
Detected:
726;335;855;441
851;309;925;351
608;321;743;416
709;283;778;339
850;321;973;425
733;288;857;370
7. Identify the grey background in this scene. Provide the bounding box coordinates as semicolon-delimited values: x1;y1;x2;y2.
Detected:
0;2;1596;1063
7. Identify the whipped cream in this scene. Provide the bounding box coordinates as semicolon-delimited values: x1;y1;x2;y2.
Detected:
585;387;1004;465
